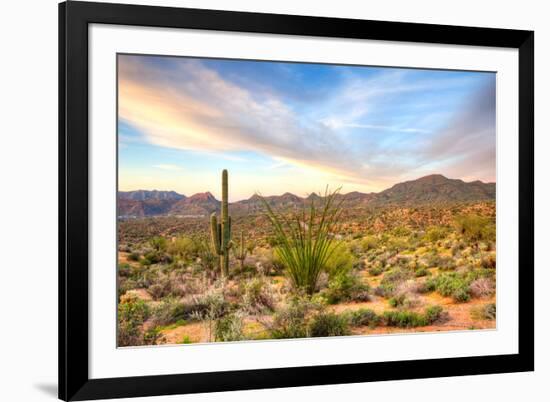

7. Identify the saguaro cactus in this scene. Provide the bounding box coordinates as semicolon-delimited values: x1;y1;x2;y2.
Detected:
210;169;232;277
233;230;248;269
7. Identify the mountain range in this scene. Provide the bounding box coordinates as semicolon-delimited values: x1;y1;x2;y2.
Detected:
117;174;495;218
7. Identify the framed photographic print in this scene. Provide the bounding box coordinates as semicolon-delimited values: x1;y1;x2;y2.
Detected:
59;1;534;400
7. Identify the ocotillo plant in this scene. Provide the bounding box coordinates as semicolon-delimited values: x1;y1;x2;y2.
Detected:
260;188;344;294
233;231;248;269
210;169;232;277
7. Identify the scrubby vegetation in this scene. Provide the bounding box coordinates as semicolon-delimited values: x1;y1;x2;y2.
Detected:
117;171;496;346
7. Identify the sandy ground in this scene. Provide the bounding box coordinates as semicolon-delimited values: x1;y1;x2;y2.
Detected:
157;293;495;345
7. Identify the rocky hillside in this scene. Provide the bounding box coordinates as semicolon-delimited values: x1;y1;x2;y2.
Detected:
118;174;495;218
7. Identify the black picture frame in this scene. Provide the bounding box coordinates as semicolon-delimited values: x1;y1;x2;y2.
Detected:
59;1;534;400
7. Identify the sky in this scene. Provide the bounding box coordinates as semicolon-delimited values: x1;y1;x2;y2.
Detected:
118;54;496;202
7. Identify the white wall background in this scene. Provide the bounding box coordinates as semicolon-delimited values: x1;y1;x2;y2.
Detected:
0;0;546;401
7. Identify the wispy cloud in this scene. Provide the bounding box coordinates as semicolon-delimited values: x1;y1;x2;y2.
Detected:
118;55;496;191
152;164;184;171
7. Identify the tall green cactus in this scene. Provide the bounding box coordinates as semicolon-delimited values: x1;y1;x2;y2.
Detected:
210;169;232;277
233;230;248;269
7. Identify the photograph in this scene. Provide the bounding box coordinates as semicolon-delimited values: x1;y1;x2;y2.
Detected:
116;53;497;347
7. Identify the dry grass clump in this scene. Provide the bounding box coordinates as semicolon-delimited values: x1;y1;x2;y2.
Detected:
469;277;496;298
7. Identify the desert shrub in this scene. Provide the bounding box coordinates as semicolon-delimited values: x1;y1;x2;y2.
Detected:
389;294;407;308
471;303;496;320
424;305;444;323
118;278;139;297
415;267;430;277
386;237;410;253
269;296;323;339
147;276;183;300
149;236;168;252
168;236;200;262
392;226;412;237
324;243;356;278
455;214;496;245
143;327;163;345
150;297;187;326
425;273;471;302
118;263;131;277
469;277;496;298
425;254;456;270
368;264;384;276
127;251;140;261
361;235;380;252
191;287;230;320
348;309;380;327
190;285;234;341
388;288;421;309
323;271;370;304
178;335;192;344
374;283;395;298
380;267;414;287
348;240;363;256
214;312;246;342
261;190;344;294
382;310;428;327
424;226;448;242
240;277;275;313
308;312;350;337
118;293;150;346
451;242;465;256
197;240;218;272
382;304;444;328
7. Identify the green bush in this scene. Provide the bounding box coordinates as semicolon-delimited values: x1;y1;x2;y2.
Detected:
424;226;448;242
309;312;350;337
214;313;245;342
382;310;428;327
118;263;131;277
168;236;200;262
324;242;356;278
415;267;430;277
425;272;471;302
269;296;323;339
424;305;444;323
150;236;168;252
368;265;384;276
240;277;275;313
425;270;480;302
392;226;412;237
323;271;370;304
388;294;407;308
118;293;151;346
361;235;380;252
127;251;140;261
348;308;380;327
455;214;496;244
379;267;414;294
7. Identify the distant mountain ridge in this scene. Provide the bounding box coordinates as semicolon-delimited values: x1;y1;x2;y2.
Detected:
118;190;185;201
117;174;495;218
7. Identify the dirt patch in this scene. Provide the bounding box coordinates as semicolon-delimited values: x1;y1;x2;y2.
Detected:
125;288;152;301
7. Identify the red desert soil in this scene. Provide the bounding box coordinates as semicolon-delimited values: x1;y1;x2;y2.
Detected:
159;317;271;344
118;251;140;267
336;292;496;336
157;294;494;345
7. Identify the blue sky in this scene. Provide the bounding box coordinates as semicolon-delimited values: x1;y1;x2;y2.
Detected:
118;54;495;201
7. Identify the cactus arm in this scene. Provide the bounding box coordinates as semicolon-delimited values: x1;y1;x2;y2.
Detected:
210;213;221;255
217;222;222;251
